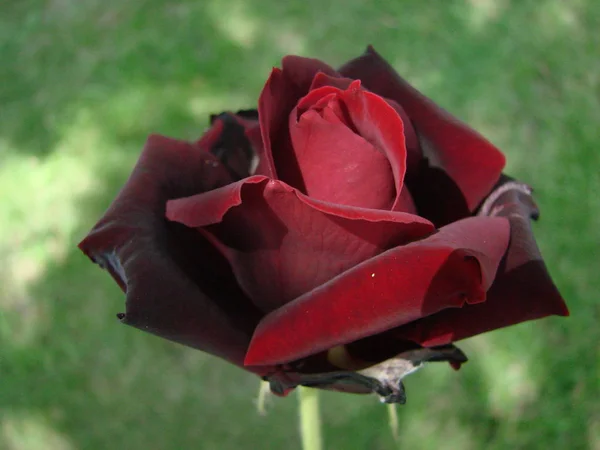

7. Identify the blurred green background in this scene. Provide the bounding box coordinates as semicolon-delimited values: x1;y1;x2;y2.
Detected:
1;0;598;449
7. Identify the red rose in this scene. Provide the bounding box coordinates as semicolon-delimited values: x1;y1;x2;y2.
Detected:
79;46;568;402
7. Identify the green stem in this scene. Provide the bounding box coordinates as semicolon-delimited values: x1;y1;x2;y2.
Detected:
298;386;323;450
387;403;399;442
256;380;270;416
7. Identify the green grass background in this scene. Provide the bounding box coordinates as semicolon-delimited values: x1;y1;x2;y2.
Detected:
1;0;598;449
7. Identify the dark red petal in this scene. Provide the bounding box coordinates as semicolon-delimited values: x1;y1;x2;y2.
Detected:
406;161;472;227
391;178;569;346
166;175;268;226
309;72;354;91
295;87;341;115
383;98;420;176
78;135;270;374
257;58;341;188
309;72;421;177
244;123;264;171
256;68;286;179
339;46;505;211
289;106;396;210
286;81;409;210
337;81;408;211
167;178;434;313
210;110;262;163
201;112;257;179
395;186;418;215
308;73;421;210
244;216;509;366
196;118;224;151
281;55;339;93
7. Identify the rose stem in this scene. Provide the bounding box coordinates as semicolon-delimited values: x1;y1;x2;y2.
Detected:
256;380;270;416
298;386;323;450
387;403;399;441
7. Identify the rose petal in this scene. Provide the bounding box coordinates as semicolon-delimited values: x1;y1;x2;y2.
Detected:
281;55;339;92
383;98;421;176
211;110;263;176
201;112;258;179
309;72;354;91
294;87;341;116
244;216;509;366
395;186;418;215
336;81;409;210
257;58;342;188
167;177;434;313
390;177;569;346
256;68;287;179
309;72;421;176
306;74;419;213
339;46;505;211
196;117;224;151
286;81;409;210
405;160;472;227
78;135;270;374
289;106;396;210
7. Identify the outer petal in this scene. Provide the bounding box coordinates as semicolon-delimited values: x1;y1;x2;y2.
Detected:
281;55;338;93
166;177;434;313
244;216;510;366
208;110;263;176
201;112;258;179
78;135;269;374
256;68;289;179
389;177;569;346
339;46;505;211
196;116;224;151
405;159;472;227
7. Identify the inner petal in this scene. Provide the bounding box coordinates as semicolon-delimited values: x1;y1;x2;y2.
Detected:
289;106;396;210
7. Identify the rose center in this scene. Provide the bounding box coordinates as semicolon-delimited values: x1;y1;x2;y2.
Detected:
287;88;398;211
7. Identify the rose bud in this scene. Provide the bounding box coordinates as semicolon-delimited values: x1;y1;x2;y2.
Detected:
79;46;568;403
